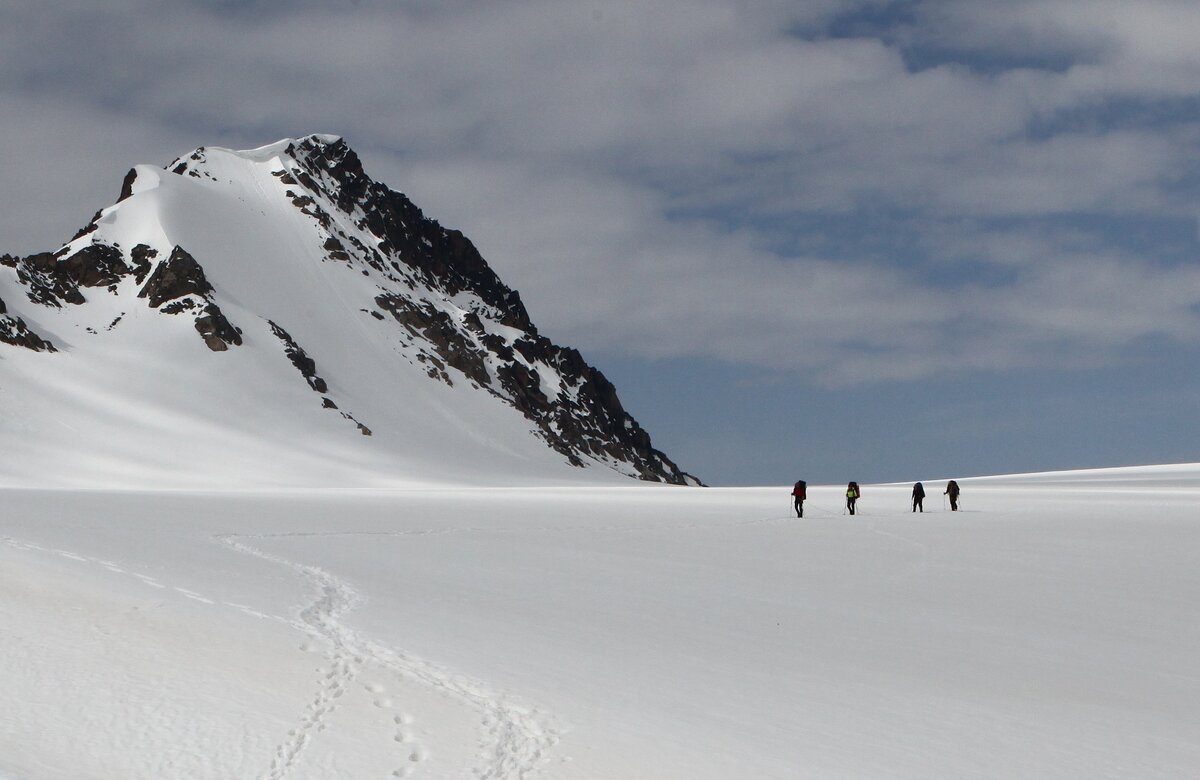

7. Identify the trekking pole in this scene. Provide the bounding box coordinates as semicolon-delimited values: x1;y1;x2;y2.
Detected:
942;494;946;510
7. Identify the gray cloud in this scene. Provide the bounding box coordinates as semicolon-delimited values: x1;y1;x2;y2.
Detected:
3;0;1200;384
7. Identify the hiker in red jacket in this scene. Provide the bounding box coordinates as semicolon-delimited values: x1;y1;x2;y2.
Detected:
791;480;806;517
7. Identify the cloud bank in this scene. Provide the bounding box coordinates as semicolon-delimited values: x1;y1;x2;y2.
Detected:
3;0;1199;384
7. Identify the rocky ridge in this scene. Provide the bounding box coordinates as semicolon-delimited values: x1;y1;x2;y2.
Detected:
0;135;698;485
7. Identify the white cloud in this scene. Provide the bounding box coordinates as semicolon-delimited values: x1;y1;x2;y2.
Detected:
3;0;1200;383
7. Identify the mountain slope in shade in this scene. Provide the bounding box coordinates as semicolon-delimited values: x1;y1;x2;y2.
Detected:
0;134;699;488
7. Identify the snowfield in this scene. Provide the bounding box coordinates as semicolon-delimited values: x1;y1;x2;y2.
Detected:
2;466;1198;778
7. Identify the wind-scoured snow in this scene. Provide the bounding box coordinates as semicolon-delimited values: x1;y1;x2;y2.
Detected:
3;467;1199;778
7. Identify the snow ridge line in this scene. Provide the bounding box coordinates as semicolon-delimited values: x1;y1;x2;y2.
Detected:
217;533;560;780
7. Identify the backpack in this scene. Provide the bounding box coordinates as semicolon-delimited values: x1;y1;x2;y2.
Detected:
792;480;806;498
848;481;859;498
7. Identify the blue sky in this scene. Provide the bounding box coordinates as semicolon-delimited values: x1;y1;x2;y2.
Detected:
3;0;1199;485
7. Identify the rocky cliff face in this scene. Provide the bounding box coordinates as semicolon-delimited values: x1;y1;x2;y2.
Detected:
0;135;699;486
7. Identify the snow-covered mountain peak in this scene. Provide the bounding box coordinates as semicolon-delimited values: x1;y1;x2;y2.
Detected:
167;134;352;185
0;135;699;488
199;132;346;164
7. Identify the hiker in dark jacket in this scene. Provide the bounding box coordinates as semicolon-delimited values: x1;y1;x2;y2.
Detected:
945;480;960;511
791;480;806;518
911;482;925;512
846;481;860;515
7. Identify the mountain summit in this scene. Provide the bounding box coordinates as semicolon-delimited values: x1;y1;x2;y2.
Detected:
0;135;698;488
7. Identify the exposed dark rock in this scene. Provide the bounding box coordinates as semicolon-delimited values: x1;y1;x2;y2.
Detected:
168;149;204;176
374;284;697;483
481;333;514;362
69;211;104;243
130;244;157;284
135;245;241;351
269;320;328;393
138;246;213;308
323;236;350;262
338;409;372;436
376;293;491;388
281;137;535;333
195;303;242;351
117;168;138;202
161;299;198;314
0;294;56;352
462;312;485;334
496;362;548;414
61;244;130;288
14;251;85;307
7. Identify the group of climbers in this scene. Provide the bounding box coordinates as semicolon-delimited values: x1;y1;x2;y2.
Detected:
790;479;961;517
913;480;959;512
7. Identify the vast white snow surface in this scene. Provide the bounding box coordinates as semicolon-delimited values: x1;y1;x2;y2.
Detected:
3;467;1198;778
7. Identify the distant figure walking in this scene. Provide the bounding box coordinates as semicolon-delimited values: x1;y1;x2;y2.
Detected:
945;480;960;511
846;481;860;515
792;480;807;518
911;482;925;512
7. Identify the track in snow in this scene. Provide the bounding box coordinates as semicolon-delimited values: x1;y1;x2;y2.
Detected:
217;533;559;780
0;532;557;779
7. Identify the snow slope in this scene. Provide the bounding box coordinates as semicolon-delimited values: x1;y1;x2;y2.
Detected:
0;136;694;489
3;466;1198;778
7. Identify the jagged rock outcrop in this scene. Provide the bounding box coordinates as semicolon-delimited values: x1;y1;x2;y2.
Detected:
269;320;328;393
2;240;241;353
138;245;210;307
3;251;84;307
138;245;242;351
0;291;55;352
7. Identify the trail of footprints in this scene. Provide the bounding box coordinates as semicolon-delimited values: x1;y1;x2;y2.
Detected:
267;656;428;779
1;535;431;778
4;532;558;778
224;534;558;779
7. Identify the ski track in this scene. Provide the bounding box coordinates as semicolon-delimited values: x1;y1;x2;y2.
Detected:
0;532;558;779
